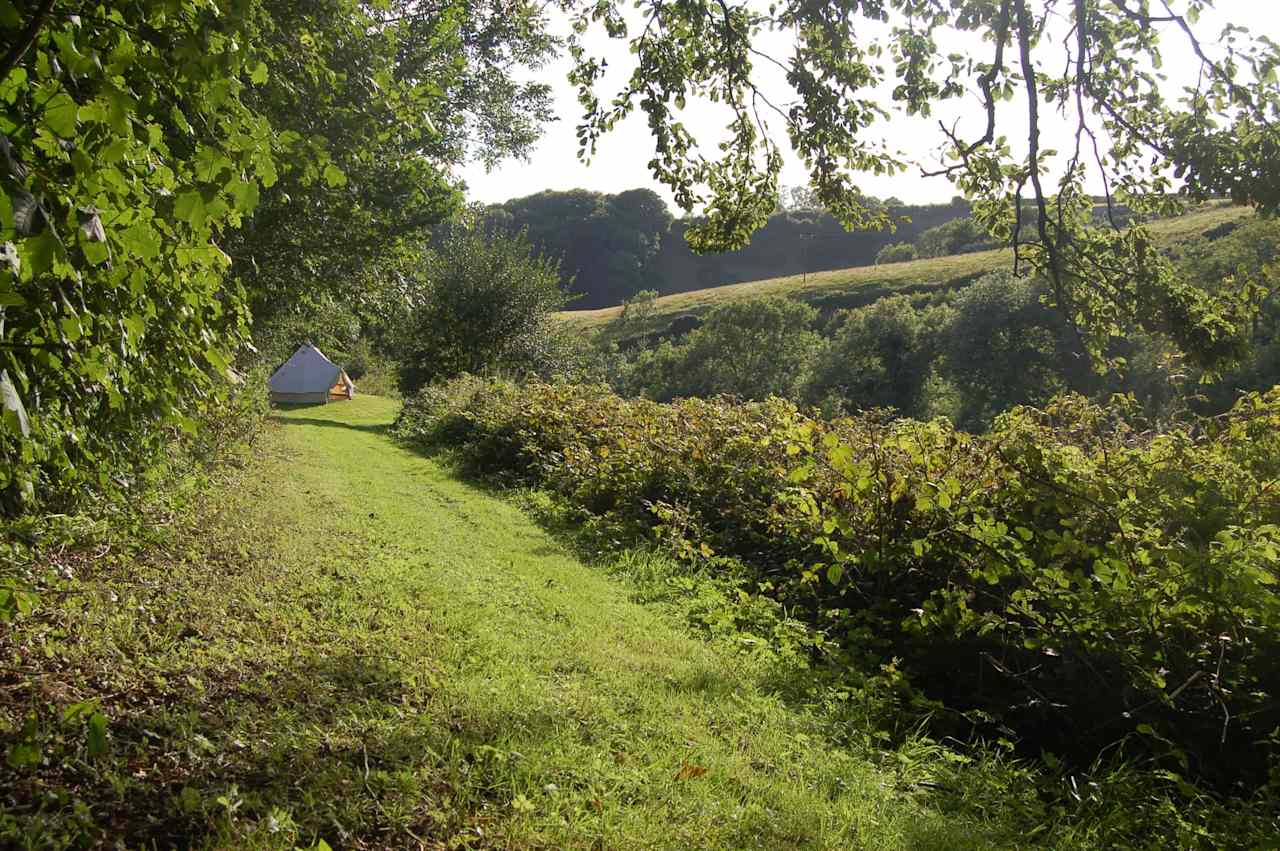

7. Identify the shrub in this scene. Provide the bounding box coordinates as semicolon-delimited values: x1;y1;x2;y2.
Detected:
393;230;569;394
805;295;947;418
915;216;996;258
627;296;823;401
394;376;1280;806
874;242;918;264
940;271;1090;429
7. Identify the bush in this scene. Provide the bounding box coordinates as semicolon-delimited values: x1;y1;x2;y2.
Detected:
875;242;918;264
940;271;1090;429
393;230;569;394
626;296;823;401
394;376;1280;811
914;216;996;258
805;295;947;417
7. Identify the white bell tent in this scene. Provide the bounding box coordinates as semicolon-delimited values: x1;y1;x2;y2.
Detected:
268;344;355;404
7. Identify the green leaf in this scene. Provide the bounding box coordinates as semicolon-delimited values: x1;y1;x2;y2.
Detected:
123;314;146;340
86;712;109;758
6;741;40;769
23;231;60;277
82;238;110;265
204;347;230;373
170;105;193;135
121;222;161;260
174;191;208;231
44;92;79;138
0;370;30;437
230;179;260;214
62;700;99;724
255;151;279;188
323;162;347;188
194;146;233;182
250;61;269;85
827;563;843;584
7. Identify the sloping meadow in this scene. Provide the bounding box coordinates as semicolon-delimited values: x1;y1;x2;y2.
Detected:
393;377;1280;815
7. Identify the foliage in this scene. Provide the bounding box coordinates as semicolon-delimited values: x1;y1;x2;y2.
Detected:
232;0;557;333
914;217;996;259
481;188;673;309
0;0;289;516
1;0;559;519
395;376;1280;820
626;296;822;401
615;289;659;329
875;242;917;265
491;190;984;308
567;0;1280;367
805;295;948;418
939;271;1090;429
4;396;1029;849
598;212;1279;435
393;230;569;394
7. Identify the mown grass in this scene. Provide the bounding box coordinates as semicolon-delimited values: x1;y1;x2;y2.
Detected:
561;204;1253;341
1;396;1024;849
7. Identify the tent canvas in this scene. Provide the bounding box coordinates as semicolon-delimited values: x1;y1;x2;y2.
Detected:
268;344;356;404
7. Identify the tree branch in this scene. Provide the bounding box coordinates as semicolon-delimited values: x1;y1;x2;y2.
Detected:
0;0;57;82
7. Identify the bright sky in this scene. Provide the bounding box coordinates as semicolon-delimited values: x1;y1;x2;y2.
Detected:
458;2;1280;212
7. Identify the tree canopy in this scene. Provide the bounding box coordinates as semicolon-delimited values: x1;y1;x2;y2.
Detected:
5;0;1280;515
0;0;555;513
568;0;1280;363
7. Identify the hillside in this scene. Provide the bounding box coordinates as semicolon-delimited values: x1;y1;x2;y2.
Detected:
561;204;1252;343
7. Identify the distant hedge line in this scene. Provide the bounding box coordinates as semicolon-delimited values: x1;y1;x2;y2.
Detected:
393;377;1280;801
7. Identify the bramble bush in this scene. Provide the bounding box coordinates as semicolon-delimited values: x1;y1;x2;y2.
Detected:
393;377;1280;809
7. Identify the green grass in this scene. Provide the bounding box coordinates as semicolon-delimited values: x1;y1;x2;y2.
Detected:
2;396;1019;849
562;204;1253;341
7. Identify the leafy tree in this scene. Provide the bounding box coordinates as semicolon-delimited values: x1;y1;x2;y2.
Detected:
484;188;673;308
806;296;944;417
0;0;557;514
941;271;1088;429
567;0;1280;365
231;0;556;332
394;230;569;393
615;289;660;329
630;296;822;401
915;217;994;258
1;0;282;513
875;243;918;265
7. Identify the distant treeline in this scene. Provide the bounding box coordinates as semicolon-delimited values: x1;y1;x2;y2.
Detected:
477;188;1144;309
476;189;986;309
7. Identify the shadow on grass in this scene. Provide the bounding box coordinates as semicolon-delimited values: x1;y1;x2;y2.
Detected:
271;415;390;436
4;647;549;849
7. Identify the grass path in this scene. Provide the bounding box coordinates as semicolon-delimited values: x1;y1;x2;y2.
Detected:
4;396;1010;849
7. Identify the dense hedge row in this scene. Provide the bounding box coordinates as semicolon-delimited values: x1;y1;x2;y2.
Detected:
394;377;1280;799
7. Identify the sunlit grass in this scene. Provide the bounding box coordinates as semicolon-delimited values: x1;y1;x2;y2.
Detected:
3;396;1015;849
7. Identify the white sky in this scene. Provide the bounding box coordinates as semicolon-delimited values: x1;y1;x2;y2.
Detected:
459;1;1280;211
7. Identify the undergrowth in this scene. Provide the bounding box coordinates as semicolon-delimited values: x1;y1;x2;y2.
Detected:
393;375;1280;848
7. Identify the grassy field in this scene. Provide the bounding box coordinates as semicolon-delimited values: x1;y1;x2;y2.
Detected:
2;396;1022;849
561;204;1252;341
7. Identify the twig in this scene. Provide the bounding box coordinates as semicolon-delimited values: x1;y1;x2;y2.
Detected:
0;0;56;81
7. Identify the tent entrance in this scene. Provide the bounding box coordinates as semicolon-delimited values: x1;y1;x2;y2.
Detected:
329;379;354;401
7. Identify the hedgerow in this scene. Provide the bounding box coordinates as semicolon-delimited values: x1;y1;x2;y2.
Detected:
393;377;1280;824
